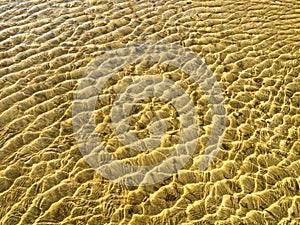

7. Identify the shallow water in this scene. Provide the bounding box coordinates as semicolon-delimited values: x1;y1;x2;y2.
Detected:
0;0;300;224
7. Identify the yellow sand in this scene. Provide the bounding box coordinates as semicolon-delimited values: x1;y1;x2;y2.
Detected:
0;0;299;224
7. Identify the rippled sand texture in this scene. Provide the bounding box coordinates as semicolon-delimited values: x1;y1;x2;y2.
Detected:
0;0;300;224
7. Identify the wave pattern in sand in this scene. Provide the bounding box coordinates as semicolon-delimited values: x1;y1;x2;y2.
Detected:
0;0;300;224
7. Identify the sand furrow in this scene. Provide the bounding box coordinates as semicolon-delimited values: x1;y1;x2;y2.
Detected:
0;0;299;224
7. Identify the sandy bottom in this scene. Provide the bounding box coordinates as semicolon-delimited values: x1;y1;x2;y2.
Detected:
0;0;300;224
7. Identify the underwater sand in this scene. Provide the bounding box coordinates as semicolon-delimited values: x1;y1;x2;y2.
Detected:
0;0;300;224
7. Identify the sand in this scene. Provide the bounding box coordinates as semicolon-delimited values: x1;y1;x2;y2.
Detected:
0;0;300;224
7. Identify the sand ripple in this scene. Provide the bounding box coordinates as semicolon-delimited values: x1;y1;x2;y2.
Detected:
0;0;300;224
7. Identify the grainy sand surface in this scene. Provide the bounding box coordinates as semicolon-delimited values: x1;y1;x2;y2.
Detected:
0;0;300;224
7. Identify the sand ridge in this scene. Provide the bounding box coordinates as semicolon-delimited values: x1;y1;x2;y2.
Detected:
0;0;300;224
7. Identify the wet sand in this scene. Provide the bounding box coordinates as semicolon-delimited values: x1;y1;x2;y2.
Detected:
0;0;300;224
